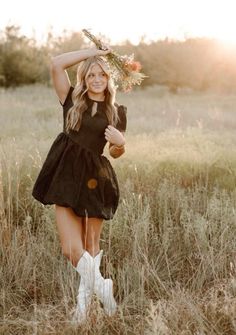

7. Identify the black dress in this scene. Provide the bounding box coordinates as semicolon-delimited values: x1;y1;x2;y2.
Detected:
32;87;127;220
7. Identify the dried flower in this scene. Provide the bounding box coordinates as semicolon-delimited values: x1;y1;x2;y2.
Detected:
82;29;147;92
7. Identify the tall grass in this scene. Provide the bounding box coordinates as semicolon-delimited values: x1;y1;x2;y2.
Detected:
0;85;236;334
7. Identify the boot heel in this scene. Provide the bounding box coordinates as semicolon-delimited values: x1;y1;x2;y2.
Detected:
103;279;117;316
94;250;117;316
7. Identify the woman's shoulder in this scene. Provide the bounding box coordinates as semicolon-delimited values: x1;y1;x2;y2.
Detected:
60;86;74;107
114;102;127;132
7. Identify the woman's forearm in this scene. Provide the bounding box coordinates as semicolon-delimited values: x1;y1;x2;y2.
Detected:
51;48;99;70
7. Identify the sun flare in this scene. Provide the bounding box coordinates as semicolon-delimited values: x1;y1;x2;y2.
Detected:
1;0;236;46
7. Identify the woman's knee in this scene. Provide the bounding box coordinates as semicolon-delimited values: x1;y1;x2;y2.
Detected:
55;206;85;265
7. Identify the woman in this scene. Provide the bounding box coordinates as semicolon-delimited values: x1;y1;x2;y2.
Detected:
32;46;127;323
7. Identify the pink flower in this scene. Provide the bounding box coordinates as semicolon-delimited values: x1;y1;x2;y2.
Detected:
130;61;142;72
124;61;142;72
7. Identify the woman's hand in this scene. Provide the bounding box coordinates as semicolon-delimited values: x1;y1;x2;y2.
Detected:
96;45;112;57
104;125;125;146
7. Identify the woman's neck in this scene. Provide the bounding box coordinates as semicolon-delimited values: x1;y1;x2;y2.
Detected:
87;92;105;102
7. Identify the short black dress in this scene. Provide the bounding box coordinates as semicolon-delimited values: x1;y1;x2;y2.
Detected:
32;86;127;220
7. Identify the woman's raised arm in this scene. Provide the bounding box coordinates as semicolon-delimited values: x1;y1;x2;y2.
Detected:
50;48;111;104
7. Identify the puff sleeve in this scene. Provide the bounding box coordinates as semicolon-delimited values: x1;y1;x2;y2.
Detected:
60;86;74;112
115;105;127;132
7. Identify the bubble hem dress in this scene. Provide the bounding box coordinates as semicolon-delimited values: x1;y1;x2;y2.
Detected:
32;87;127;220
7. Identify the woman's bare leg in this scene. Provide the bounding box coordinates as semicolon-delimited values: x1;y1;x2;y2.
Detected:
55;205;84;267
82;217;103;257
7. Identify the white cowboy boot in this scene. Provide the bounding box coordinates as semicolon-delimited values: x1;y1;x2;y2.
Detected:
72;251;95;323
94;250;117;316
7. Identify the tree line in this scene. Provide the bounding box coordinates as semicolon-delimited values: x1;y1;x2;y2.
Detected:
1;25;236;93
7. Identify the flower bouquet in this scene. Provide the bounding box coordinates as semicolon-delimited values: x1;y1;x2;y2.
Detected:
82;29;147;92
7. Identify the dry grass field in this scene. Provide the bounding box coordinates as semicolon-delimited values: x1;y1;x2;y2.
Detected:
0;84;236;334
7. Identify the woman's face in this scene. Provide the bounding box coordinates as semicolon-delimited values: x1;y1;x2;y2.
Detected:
86;63;108;96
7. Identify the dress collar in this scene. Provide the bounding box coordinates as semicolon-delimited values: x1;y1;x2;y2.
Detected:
86;94;105;105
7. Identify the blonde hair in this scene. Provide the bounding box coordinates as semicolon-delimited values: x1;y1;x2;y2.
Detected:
65;56;119;133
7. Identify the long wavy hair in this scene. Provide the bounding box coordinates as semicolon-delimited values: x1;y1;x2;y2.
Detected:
65;56;119;133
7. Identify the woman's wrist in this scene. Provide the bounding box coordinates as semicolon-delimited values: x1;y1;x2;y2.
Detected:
89;48;101;57
113;139;126;147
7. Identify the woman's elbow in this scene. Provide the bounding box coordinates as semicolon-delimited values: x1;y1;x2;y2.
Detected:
50;56;62;72
109;145;125;159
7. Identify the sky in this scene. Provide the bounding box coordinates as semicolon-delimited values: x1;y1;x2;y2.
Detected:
1;0;236;45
